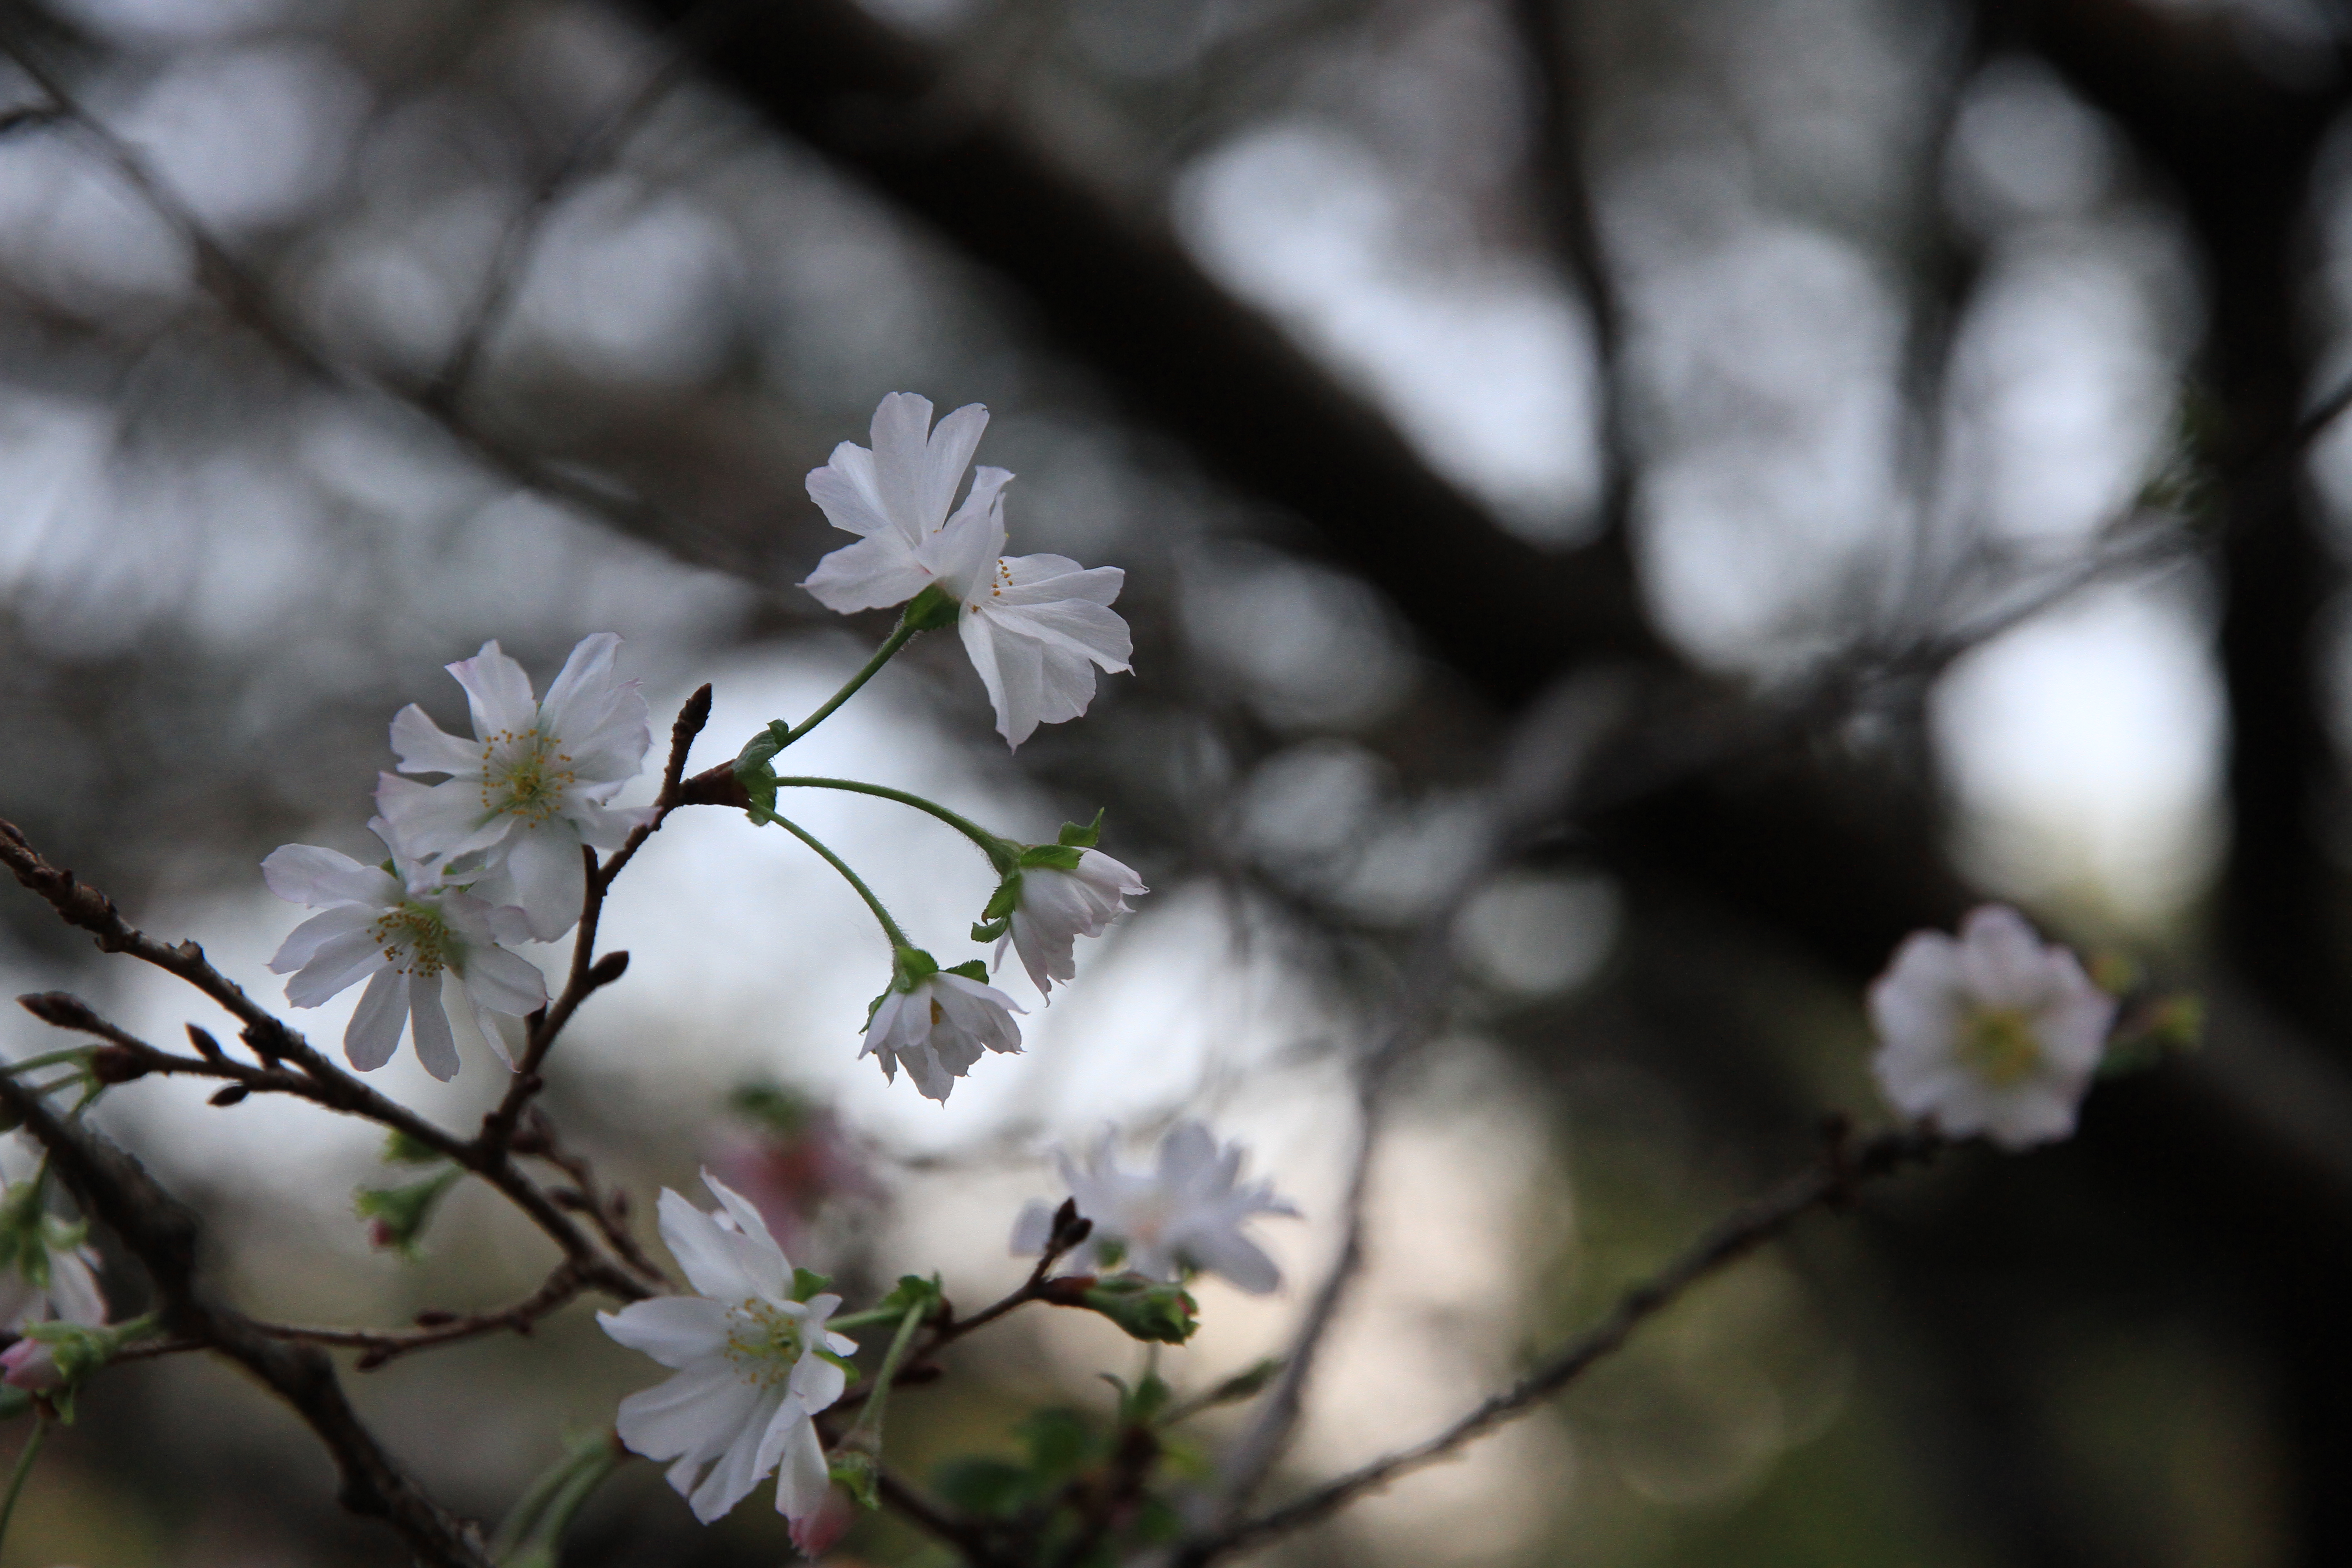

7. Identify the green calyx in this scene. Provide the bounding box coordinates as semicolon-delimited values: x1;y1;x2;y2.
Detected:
1080;1276;1199;1345
900;583;961;632
355;1167;464;1259
968;811;1109;940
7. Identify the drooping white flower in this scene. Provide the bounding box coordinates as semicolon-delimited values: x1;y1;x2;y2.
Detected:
263;824;549;1081
376;633;655;942
1011;1121;1300;1294
800;392;1009;614
598;1174;856;1527
862;960;1025;1104
924;498;1131;750
1867;904;2116;1151
0;1148;104;1332
996;849;1147;998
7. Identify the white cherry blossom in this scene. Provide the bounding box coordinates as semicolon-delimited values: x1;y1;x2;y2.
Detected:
376;633;655;941
1867;904;2116;1151
924;495;1131;750
262;824;549;1081
862;964;1024;1103
1011;1121;1299;1294
999;849;1147;998
0;1145;105;1332
598;1174;856;1527
800;392;1009;614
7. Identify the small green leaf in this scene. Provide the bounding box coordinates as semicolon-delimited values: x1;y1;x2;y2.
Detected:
728;1081;812;1135
1058;809;1106;848
944;960;992;984
873;1273;944;1319
970;916;1011;944
1016;1407;1102;1480
892;947;940;989
792;1266;833;1302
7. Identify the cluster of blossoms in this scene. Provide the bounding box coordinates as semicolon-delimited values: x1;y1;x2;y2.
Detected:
264;634;653;1079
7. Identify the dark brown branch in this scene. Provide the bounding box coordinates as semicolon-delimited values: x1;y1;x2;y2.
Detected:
253;1263;587;1371
627;0;1665;697
0;1076;490;1568
1181;1128;1943;1566
476;685;710;1158
0;826;650;1307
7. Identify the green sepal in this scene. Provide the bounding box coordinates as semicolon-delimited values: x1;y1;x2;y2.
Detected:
1079;1275;1198;1345
980;872;1024;922
944;960;992;984
732;722;791;823
1018;843;1083;873
814;1348;862;1382
829;1447;882;1509
382;1129;447;1166
353;1166;464;1259
892;947;940;989
970;915;1011;944
792;1266;833;1302
1058;809;1106;849
899;583;960;633
873;1273;944;1319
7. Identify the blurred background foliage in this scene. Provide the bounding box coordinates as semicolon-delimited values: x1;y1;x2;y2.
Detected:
0;0;2346;1563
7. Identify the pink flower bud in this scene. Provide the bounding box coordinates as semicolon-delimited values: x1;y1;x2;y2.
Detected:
788;1485;856;1559
1;1337;62;1392
367;1217;399;1251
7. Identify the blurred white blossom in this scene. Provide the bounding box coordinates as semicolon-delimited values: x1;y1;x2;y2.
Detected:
600;1175;856;1526
1013;1120;1299;1294
377;633;655;941
1867;904;2115;1150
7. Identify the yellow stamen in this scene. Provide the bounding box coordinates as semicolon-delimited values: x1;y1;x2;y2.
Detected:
1959;1006;2042;1087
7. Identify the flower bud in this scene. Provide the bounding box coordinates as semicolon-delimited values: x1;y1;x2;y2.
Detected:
0;1336;60;1392
789;1483;859;1558
1077;1274;1199;1345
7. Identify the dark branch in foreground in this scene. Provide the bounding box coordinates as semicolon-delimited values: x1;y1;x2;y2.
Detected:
0;1076;490;1568
1178;1127;1943;1566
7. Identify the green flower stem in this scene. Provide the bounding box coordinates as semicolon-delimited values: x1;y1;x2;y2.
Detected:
771;778;1018;872
0;1049;90;1078
0;1411;47;1553
827;1304;919;1333
489;1431;625;1568
767;815;912;951
772;618;922;754
843;1294;933;1450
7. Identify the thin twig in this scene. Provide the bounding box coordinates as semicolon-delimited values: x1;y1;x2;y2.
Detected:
0;1075;491;1568
0;829;649;1306
253;1262;587;1371
1180;1128;1943;1566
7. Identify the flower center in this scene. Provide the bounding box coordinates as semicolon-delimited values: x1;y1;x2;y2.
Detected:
481;729;576;825
369;902;451;979
723;1298;808;1388
1959;1006;2042;1088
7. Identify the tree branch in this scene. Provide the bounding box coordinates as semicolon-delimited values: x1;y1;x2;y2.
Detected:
1181;1128;1942;1565
0;1075;491;1568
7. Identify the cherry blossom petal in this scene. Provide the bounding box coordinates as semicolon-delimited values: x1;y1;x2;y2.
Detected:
260;844;402;909
407;975;461;1082
343;968;409;1072
388;704;484;778
460;941;548;1018
280;924;389;1008
600;1296;734;1368
657;1189;761;1303
446;640;540;738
